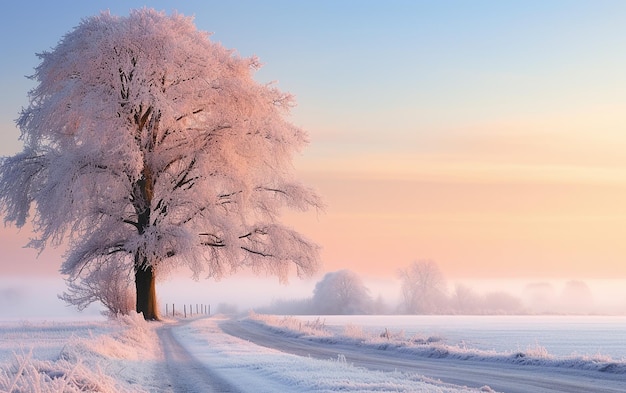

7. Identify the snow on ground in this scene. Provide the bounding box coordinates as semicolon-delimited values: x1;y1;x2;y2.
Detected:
247;313;626;375
172;315;488;393
3;312;626;392
288;314;626;359
4;312;626;392
0;313;162;392
0;314;489;393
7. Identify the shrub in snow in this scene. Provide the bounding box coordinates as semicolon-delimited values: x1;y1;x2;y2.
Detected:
344;323;367;340
520;343;550;359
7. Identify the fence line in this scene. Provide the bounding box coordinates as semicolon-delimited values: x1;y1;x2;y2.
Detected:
163;303;210;318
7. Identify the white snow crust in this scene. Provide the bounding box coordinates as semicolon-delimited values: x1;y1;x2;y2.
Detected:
3;313;625;392
0;313;161;392
172;316;485;392
248;313;626;374
0;315;488;392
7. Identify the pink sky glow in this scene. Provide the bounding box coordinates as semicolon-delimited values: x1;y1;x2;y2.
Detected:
1;2;626;316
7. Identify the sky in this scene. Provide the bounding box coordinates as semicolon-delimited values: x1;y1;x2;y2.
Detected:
1;1;626;314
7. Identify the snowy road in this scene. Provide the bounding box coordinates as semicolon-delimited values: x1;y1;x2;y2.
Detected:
219;319;626;393
168;317;483;392
157;322;242;393
5;316;621;392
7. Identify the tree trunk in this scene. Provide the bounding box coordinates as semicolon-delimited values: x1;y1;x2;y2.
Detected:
135;264;159;320
132;166;157;320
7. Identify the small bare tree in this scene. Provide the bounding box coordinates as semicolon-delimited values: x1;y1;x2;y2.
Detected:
398;260;447;314
59;261;134;316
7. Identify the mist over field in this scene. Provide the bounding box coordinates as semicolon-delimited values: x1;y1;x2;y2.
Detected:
2;273;625;320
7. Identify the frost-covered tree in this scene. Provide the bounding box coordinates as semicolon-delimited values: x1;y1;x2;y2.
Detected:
450;284;482;314
312;270;372;314
559;280;594;314
398;260;447;314
58;259;134;317
0;9;322;320
482;291;524;314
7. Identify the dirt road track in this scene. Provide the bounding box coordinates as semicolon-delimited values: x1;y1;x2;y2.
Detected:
157;322;242;393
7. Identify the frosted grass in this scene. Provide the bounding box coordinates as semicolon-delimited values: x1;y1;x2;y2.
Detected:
287;315;626;359
0;313;161;392
251;313;626;373
174;316;487;392
2;313;623;392
0;316;488;392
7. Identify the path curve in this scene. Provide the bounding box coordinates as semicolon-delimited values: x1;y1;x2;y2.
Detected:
220;319;626;393
157;321;242;393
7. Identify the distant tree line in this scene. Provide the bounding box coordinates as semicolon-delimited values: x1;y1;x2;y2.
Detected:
257;260;597;315
397;260;527;315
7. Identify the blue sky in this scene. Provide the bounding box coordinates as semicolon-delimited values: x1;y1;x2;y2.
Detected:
5;1;626;156
2;1;626;285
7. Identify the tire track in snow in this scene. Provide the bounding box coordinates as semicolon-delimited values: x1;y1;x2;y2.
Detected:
157;322;242;393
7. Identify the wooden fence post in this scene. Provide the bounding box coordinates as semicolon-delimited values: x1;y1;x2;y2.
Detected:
163;302;214;317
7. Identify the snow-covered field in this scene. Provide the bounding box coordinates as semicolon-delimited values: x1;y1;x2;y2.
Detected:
0;314;487;392
0;313;161;392
283;314;626;359
248;313;626;372
173;317;487;392
1;313;625;392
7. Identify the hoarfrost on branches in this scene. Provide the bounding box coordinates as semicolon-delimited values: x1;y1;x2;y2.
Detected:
0;9;322;317
58;259;135;317
312;270;373;314
398;260;447;314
